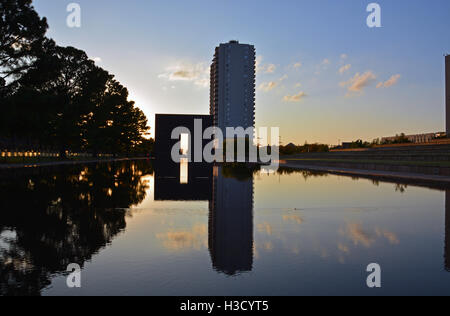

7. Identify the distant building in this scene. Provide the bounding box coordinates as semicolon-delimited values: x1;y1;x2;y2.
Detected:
446;55;450;137
210;41;256;134
381;132;445;144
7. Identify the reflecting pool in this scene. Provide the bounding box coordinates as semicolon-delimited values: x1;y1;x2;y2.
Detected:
0;160;449;295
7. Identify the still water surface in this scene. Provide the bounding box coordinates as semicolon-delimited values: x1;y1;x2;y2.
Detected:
0;160;449;295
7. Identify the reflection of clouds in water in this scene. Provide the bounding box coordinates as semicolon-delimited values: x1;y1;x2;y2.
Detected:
264;242;274;252
255;213;305;257
320;248;329;259
340;222;375;248
338;257;346;264
282;214;304;225
335;223;400;264
253;243;259;260
254;214;400;265
257;222;273;236
337;243;350;254
375;228;400;245
338;222;400;249
156;224;208;251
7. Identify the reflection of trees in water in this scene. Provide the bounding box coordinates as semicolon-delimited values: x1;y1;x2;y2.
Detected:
394;184;408;193
221;163;260;181
0;160;152;296
277;167;414;193
276;167;329;180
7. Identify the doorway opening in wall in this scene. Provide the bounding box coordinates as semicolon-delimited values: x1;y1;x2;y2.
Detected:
180;133;189;156
179;133;189;184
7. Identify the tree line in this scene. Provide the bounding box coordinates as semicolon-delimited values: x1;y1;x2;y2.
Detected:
0;0;153;157
279;142;330;155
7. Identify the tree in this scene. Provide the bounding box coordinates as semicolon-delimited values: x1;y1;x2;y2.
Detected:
1;0;48;146
17;43;110;155
109;99;149;154
0;0;48;84
84;78;150;156
1;2;151;156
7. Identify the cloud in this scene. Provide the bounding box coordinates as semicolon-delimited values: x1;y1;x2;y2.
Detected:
283;91;307;102
194;78;209;88
376;74;401;89
265;64;276;73
295;83;302;88
258;75;288;92
256;55;277;74
171;70;192;79
91;57;102;63
159;62;210;88
315;58;331;75
259;81;278;92
339;64;352;74
340;71;376;95
292;61;302;69
256;55;264;72
257;63;276;74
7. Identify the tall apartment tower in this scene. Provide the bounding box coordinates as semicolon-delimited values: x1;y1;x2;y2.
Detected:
446;55;450;137
210;41;256;133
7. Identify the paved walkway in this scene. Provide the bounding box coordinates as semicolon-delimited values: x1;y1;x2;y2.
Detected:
281;162;450;184
0;157;150;170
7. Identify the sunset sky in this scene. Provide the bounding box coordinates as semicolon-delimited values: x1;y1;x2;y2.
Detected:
33;0;450;145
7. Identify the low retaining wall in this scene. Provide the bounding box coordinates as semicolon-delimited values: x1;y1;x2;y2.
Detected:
285;160;450;176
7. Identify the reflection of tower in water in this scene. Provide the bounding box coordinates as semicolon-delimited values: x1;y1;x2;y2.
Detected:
208;166;254;275
446;191;450;272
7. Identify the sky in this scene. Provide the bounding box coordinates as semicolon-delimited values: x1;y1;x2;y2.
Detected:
33;0;450;145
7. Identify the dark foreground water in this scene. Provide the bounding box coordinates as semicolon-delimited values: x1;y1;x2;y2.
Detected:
0;160;449;296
